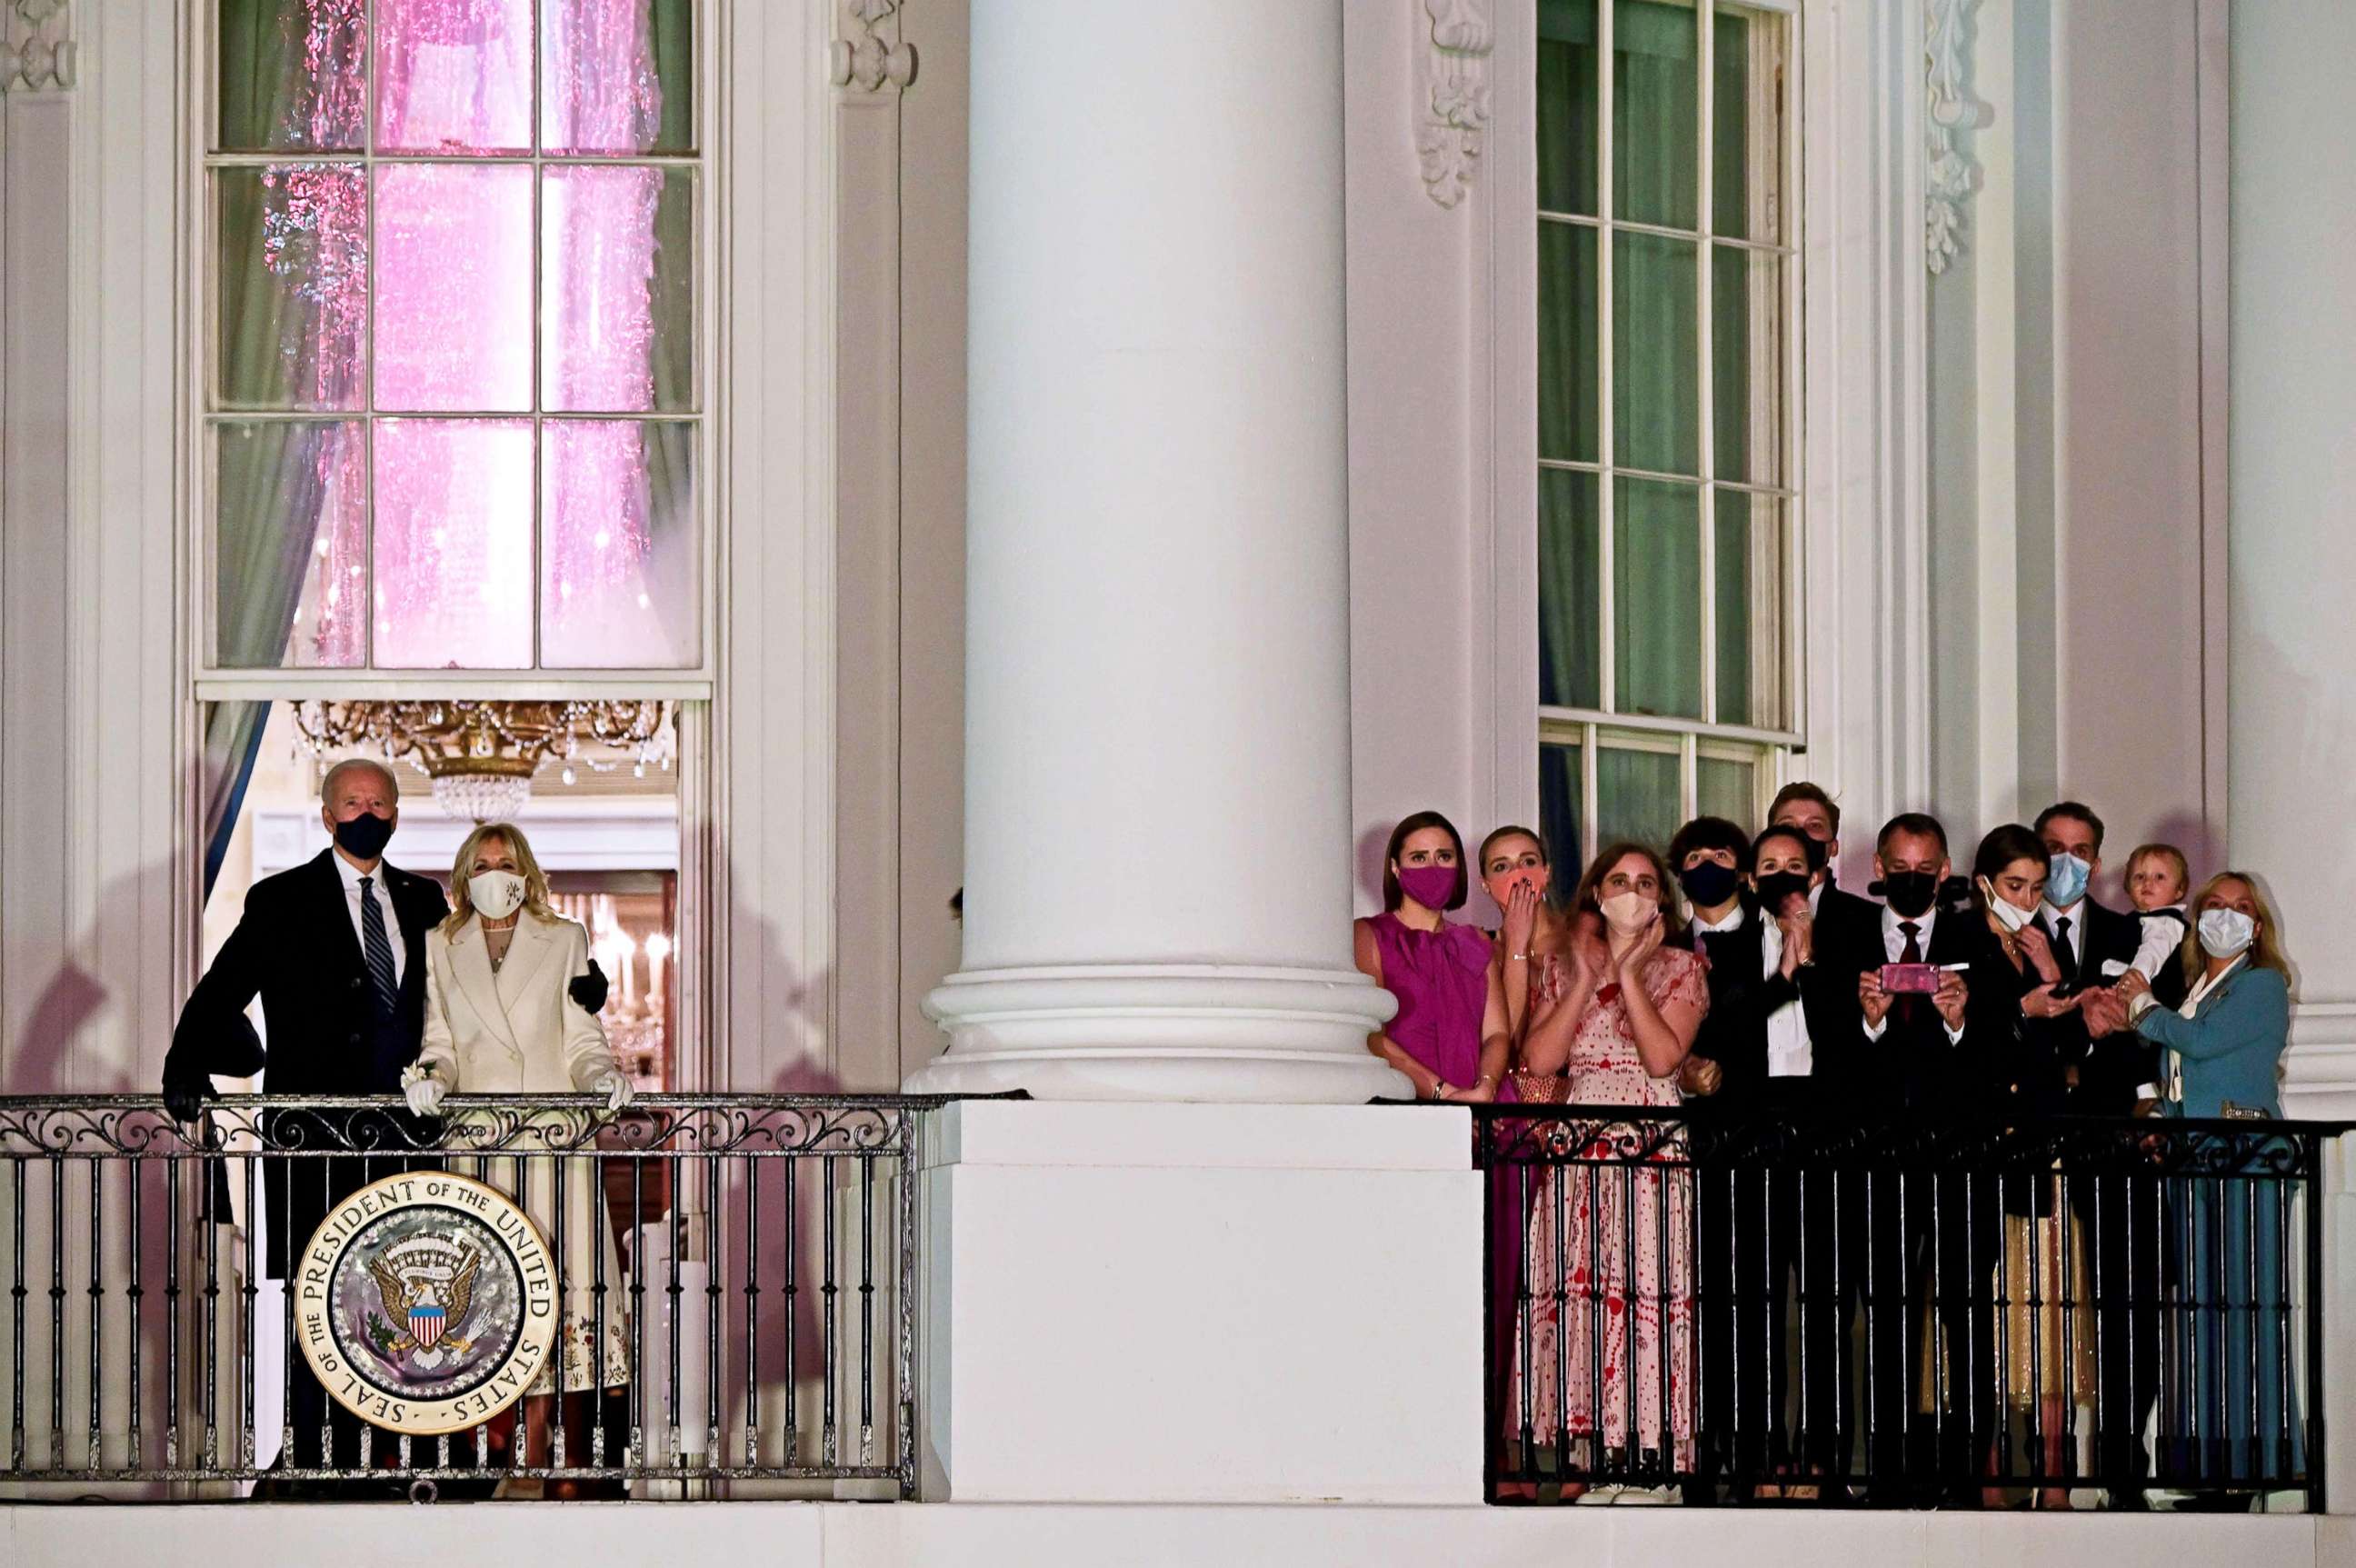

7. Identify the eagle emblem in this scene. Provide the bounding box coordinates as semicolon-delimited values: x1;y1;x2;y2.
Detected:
366;1234;482;1373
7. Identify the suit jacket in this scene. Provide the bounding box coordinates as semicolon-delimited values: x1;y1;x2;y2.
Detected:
164;846;448;1274
2037;898;2149;1114
1829;908;1982;1117
417;912;616;1094
1691;906;1855;1113
2138;963;2291;1120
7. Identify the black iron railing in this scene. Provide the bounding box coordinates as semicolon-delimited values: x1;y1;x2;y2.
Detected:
0;1094;934;1500
1476;1105;2334;1509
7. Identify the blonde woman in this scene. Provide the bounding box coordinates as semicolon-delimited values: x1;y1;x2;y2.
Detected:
404;821;633;1493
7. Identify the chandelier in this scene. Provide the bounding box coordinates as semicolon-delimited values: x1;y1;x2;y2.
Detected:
291;699;675;822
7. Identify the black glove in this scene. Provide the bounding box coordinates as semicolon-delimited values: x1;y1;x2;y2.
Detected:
569;958;610;1015
162;1073;215;1125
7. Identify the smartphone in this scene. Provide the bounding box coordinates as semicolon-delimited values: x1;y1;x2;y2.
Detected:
1880;962;1943;994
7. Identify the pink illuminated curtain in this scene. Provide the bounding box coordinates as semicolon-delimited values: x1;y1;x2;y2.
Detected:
215;0;695;679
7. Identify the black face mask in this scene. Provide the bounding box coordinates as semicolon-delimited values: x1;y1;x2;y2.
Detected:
1677;861;1741;908
1753;871;1811;914
1883;869;1939;919
334;811;394;860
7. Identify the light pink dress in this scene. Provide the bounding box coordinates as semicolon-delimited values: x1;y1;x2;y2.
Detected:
1509;944;1706;1468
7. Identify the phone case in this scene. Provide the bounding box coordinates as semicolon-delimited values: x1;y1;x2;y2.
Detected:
1880;962;1942;994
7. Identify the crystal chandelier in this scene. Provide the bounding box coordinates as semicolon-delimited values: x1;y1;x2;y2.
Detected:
291;700;675;822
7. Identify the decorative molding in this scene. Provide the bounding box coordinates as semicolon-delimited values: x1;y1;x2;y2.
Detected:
0;0;76;93
1416;0;1492;209
832;0;915;95
1923;0;1986;275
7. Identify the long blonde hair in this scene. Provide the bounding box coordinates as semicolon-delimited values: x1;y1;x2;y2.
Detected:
2178;870;2291;993
440;821;560;938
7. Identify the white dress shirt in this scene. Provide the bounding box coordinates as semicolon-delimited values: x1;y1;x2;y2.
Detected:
1695;904;1813;1076
2037;898;2084;974
334;849;407;988
1862;903;1965;1044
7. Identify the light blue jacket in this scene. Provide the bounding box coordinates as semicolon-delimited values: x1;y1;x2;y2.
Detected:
2134;962;2291;1119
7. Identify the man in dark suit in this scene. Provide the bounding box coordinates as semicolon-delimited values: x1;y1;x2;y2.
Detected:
1767;782;1883;966
162;756;447;1481
2032;800;2163;1503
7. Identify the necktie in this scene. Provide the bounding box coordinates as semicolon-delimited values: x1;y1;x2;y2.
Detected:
1897;920;1925;1027
2053;916;2078;987
359;875;399;1016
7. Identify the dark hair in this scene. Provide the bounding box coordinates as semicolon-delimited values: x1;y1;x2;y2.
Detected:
1383;811;1469;913
1568;841;1687;942
2034;801;2107;854
1970;824;2049;918
1768;781;1842;837
1750;823;1813;870
1476;824;1548;874
1667;815;1749;871
1876;811;1950;861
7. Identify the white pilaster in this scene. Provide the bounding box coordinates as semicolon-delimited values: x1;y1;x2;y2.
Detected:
911;0;1400;1102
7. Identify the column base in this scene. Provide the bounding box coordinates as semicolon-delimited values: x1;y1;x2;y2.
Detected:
910;964;1406;1103
914;1099;1482;1502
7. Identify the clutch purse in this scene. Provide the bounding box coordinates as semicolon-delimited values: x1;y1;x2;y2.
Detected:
2219;1100;2271;1122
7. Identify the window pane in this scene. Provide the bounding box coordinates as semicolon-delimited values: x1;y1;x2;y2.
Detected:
1613;232;1699;474
1539;469;1602;709
542;0;696;155
544;167;696;414
216;0;365;151
1615;476;1702;718
215;420;367;667
373;419;534;668
1539;739;1585;886
1712;5;1785;243
1713;489;1785;729
1697;752;1755;833
1596;741;1681;854
1539;223;1600;464
1711;244;1783;484
542;421;699;667
1537;0;1600;215
1612;0;1699;231
374;0;534;154
374;164;534;412
215;165;368;412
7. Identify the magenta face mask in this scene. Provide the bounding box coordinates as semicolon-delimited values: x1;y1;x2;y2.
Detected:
1397;864;1457;910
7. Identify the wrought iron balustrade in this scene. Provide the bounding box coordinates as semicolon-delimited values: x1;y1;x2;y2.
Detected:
1476;1104;2336;1510
0;1094;935;1500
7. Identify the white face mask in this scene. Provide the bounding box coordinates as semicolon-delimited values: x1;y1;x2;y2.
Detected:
2197;907;2255;959
1981;878;2036;933
468;869;526;920
1599;890;1656;935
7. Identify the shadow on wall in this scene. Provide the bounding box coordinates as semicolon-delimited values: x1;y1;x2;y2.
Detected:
6;861;170;1095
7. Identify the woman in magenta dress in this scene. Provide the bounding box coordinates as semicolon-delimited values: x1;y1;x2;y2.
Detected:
1508;842;1709;1493
1351;811;1512;1103
1353;811;1518;1406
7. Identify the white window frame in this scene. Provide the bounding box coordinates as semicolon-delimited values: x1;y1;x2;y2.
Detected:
1527;0;1805;858
185;0;720;702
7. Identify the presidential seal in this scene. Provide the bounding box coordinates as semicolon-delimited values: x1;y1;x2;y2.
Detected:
294;1171;558;1435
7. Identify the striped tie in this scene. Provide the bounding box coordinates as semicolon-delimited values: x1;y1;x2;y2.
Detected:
359;874;399;1015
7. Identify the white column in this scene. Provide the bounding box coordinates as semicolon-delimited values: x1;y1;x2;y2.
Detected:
2230;0;2356;1115
911;0;1401;1102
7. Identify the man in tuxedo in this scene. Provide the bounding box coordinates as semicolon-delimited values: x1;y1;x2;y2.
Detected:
2032;800;2163;1503
162;756;447;1483
1768;781;1883;965
1839;813;1997;1495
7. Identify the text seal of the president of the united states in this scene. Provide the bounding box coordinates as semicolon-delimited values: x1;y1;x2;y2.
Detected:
294;1170;558;1435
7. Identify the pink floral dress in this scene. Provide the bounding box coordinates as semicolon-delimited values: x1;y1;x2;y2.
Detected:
1508;944;1707;1469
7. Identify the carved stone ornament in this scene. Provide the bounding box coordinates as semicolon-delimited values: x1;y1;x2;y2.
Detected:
832;0;915;95
1416;0;1492;208
1924;0;1988;275
0;0;77;93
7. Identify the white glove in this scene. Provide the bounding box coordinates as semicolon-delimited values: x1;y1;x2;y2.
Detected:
401;1065;446;1117
593;1071;634;1113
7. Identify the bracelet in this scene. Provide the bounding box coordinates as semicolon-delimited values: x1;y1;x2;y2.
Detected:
1508;952;1529;962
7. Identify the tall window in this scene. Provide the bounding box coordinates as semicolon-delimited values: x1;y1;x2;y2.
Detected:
205;0;702;674
1534;0;1796;866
